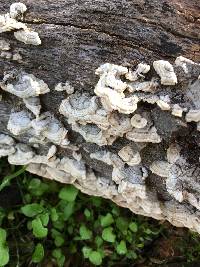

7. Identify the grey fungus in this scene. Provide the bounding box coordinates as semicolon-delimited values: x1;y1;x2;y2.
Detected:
130;114;147;129
185;109;200;122
0;13;27;33
14;30;41;46
118;145;141;166
171;104;183;117
31;112;69;147
7;110;32;135
150;160;170;178
8;143;34;165
1;72;50;98
153;60;177;85
0;39;10;51
0;3;41;45
126;126;161;143
55;81;74;94
9;2;27;19
0;134;15;157
125;63;150;81
23;97;41;116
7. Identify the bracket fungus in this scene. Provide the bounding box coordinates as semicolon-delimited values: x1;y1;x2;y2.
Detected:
185;109;200;122
126;126;161;143
1;72;50;99
55;81;74;94
166;158;200;210
153;60;177;85
23;97;41;116
125;63;150;81
118;145;141;166
130;114;147;129
9;2;27;19
150;160;170;178
0;134;15;157
7;110;32;135
14;30;41;46
0;3;41;45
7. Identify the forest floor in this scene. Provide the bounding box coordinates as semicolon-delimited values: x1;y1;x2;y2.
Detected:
0;159;200;267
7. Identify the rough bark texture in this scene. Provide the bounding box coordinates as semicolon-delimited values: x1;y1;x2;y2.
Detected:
0;1;200;232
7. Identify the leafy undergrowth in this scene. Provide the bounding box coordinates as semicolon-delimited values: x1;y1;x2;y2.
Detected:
0;159;200;267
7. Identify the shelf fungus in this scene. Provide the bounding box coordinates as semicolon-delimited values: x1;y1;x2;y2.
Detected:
130;114;147;129
14;30;41;46
9;2;27;19
31;112;69;147
59;92;109;128
8;143;34;165
125;63;150;81
171;104;183;118
153;60;177;85
185;109;200;122
55;81;74;94
72;123;110;146
23;97;41;116
0;3;41;45
95;63;139;114
7;110;32;135
166;157;200;210
118;145;141;166
150;161;170;178
0;13;27;33
127;79;158;93
0;134;15;157
126;126;161;143
1;72;50;99
0;39;10;51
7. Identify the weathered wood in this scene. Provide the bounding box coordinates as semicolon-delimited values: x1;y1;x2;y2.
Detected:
0;0;200;232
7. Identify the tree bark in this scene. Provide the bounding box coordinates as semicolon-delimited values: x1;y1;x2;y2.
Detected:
0;0;200;232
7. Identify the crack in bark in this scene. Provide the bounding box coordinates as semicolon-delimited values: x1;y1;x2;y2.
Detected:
23;19;179;58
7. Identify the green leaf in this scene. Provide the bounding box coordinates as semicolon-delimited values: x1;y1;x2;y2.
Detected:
67;225;73;234
91;197;102;207
63;202;75;220
79;225;92;240
59;185;78;202
102;227;116;243
0;209;5;226
116;217;129;232
127;250;138;259
95;236;103;247
21;203;44;217
55;235;65;247
111;206;120;216
28;178;41;190
116;240;127;255
89;251;102;266
129;222;138;233
0;228;9;266
144;228;152;235
32;217;48;238
52;248;62;259
39;213;49;226
52;249;65;267
84;209;91;219
50;208;58;222
0;165;26;192
82;246;92;259
100;213;114;227
32;243;44;263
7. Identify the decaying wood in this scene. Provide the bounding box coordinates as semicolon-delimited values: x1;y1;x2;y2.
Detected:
0;0;200;233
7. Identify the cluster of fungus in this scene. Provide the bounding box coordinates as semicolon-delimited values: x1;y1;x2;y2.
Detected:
1;2;200;233
0;3;41;45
